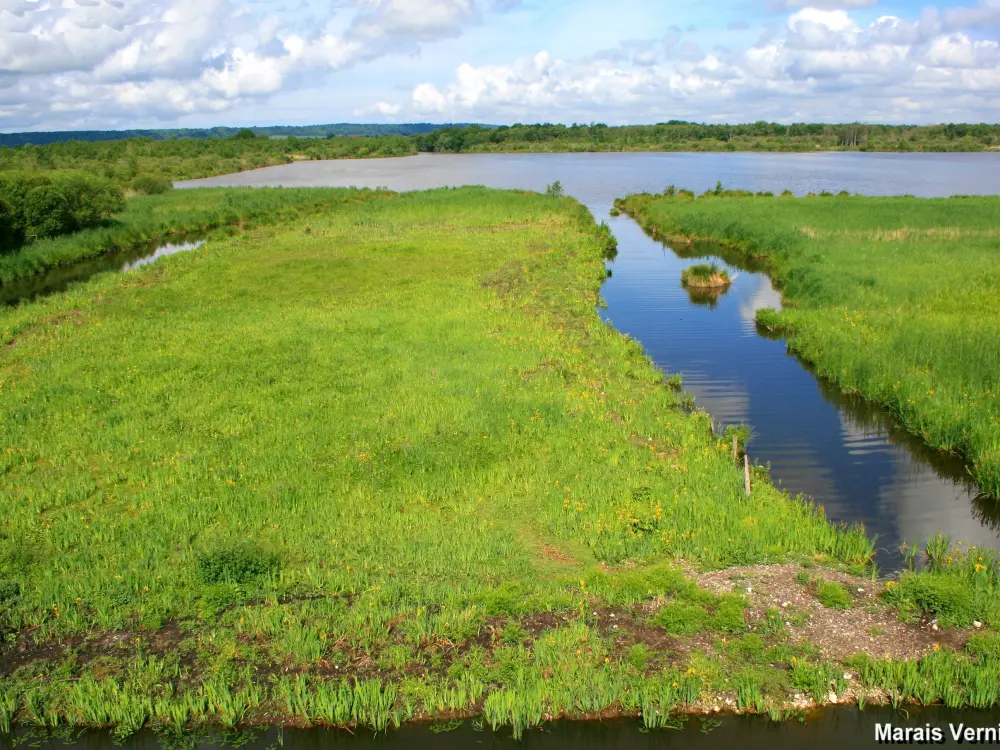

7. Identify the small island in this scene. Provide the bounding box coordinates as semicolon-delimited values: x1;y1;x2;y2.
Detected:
681;262;732;289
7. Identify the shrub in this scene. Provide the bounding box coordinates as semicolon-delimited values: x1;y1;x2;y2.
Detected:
0;171;124;250
816;580;852;610
23;184;74;238
196;546;281;585
628;643;651;671
545;181;565;198
883;572;976;628
0;580;20;604
131;174;173;195
652;603;708;635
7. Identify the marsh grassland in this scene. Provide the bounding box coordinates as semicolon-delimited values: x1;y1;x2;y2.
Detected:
0;188;393;284
1;188;998;738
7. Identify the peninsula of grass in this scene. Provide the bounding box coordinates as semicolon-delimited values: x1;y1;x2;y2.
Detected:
0;187;393;285
680;263;730;289
617;189;1000;502
0;187;998;739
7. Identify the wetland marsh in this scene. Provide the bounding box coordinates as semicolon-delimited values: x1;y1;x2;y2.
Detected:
1;153;999;741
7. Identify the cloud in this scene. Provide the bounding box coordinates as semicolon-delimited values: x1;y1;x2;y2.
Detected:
766;0;877;10
942;0;1000;31
0;0;495;128
5;0;1000;129
353;100;402;115
408;7;1000;123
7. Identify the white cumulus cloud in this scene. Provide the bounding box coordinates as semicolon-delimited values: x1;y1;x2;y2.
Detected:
407;7;1000;123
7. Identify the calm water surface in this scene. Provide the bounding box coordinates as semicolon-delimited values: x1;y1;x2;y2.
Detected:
0;239;204;307
181;152;1000;562
5;707;1000;750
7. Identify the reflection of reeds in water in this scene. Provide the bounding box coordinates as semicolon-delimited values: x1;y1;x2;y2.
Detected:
686;284;729;308
972;493;1000;533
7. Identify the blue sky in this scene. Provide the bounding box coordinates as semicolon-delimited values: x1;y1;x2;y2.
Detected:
1;0;999;130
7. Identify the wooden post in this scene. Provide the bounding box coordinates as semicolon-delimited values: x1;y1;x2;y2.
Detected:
732;435;738;463
744;455;752;497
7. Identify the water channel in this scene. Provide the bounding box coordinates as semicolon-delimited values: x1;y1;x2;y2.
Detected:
5;706;1000;749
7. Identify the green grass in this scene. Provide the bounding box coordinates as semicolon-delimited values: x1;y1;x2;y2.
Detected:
617;191;1000;501
680;263;730;289
0;187;393;284
0;185;976;737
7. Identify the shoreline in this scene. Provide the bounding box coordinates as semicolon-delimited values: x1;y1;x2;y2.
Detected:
615;195;995;506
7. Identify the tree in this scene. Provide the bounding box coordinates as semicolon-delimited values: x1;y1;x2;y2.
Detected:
23;184;73;239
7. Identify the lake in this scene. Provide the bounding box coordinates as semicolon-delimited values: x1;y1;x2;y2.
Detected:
181;151;1000;564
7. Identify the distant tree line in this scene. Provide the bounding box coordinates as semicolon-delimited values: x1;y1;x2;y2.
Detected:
3;121;999;151
0;134;418;182
0;123;478;147
411;122;1000;153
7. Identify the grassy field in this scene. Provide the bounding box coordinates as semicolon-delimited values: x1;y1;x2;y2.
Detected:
618;191;1000;502
0;188;997;737
0;188;392;285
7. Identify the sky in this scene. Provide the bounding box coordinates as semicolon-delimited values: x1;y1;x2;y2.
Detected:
2;0;1000;131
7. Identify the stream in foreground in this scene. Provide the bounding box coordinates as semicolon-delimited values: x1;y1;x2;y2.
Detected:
4;706;1000;749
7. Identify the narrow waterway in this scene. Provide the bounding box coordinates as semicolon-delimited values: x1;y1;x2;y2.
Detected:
0;238;204;307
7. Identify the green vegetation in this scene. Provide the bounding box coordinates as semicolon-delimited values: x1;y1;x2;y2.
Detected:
0;123;470;148
0;172;125;252
680;263;730;289
849;648;1000;709
0;187;393;284
882;536;1000;630
0;135;417;183
413;122;1000;154
129;175;173;196
0;186;997;737
0;185;891;736
617;189;1000;501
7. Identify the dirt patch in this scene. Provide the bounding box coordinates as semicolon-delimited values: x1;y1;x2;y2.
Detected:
5;309;87;349
697;563;969;661
539;544;576;564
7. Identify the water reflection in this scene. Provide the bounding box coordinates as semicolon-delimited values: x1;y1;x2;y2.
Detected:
5;707;1000;750
685;284;729;308
0;238;204;307
600;224;997;564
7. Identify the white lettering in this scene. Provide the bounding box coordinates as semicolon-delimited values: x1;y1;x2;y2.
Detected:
876;724;893;743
